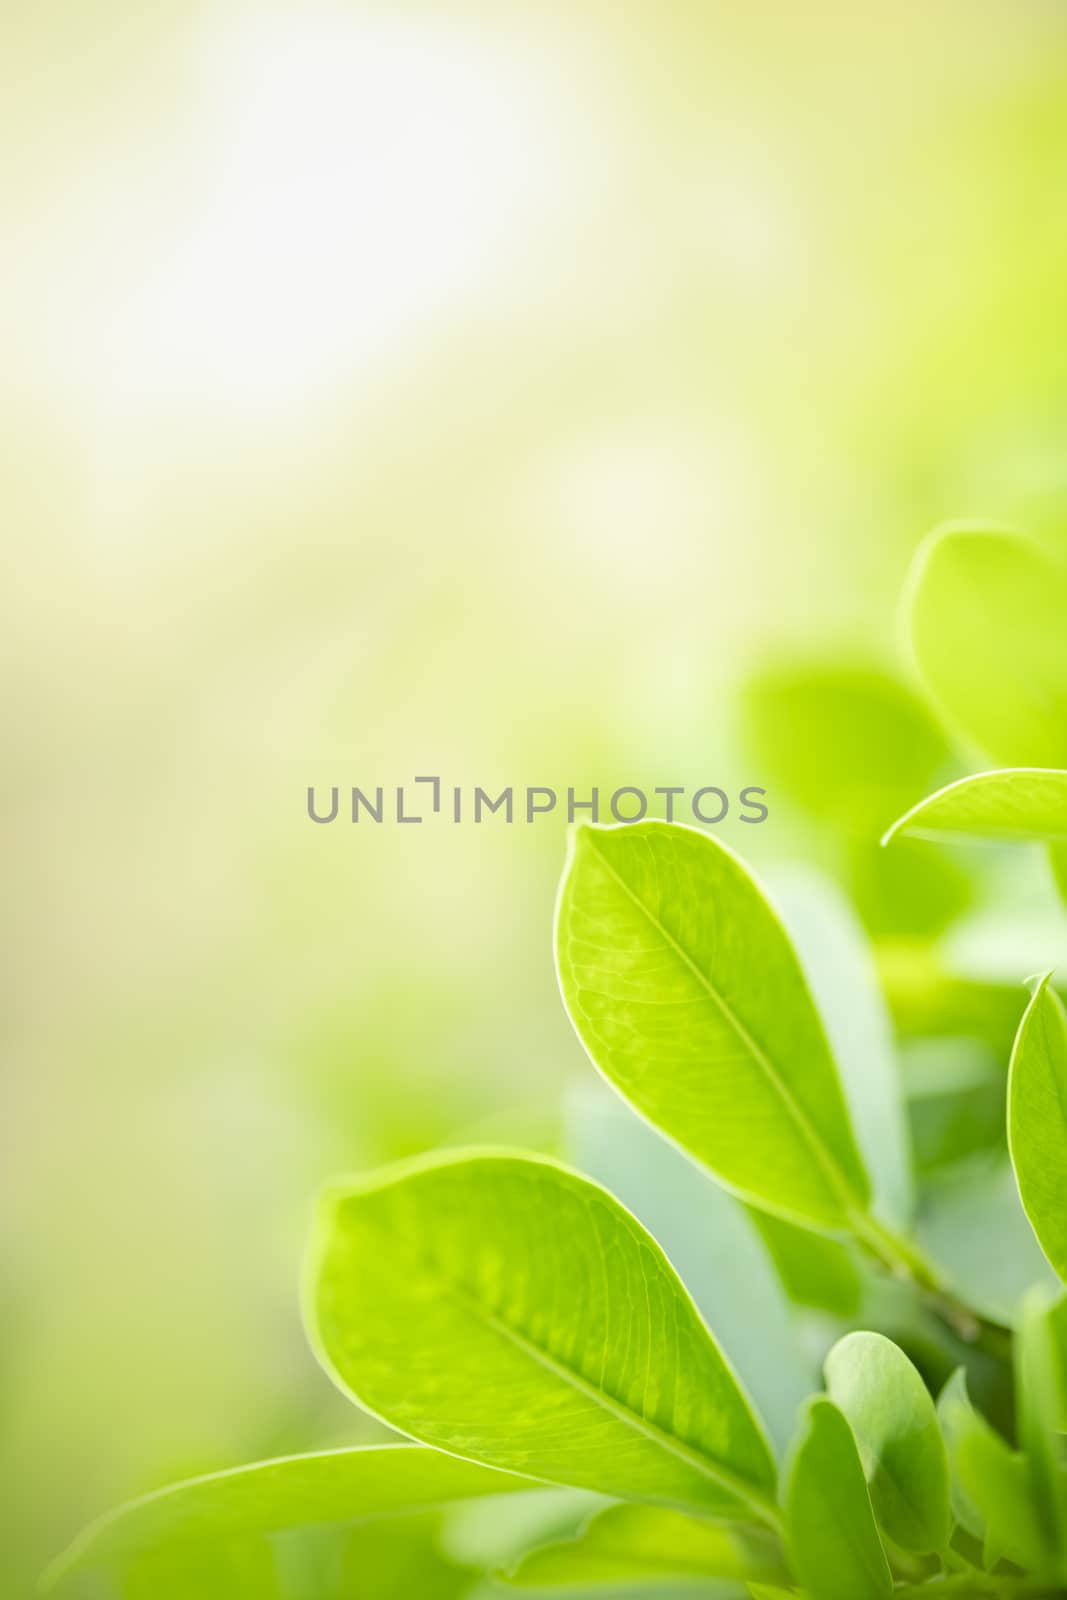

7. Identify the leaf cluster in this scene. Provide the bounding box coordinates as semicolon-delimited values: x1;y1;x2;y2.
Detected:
46;529;1067;1598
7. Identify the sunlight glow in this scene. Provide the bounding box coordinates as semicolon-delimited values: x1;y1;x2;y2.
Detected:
52;7;560;428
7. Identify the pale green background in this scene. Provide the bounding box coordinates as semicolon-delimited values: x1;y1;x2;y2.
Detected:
5;2;1067;1592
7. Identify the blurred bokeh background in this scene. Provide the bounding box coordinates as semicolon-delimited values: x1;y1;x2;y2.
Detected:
7;1;1067;1592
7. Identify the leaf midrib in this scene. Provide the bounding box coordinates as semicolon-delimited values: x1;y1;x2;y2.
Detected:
346;1211;779;1527
583;831;864;1215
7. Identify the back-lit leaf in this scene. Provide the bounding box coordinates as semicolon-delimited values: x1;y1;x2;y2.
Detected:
556;821;870;1232
306;1151;778;1521
824;1332;950;1555
885;769;1067;848
1008;976;1067;1284
784;1398;892;1600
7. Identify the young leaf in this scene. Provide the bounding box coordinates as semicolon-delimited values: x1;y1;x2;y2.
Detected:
43;1445;535;1589
939;1367;1050;1572
1008;975;1067;1284
1015;1288;1067;1565
555;821;871;1232
823;1332;950;1555
305;1150;779;1522
784;1397;892;1600
908;526;1067;768
502;1503;788;1589
885;769;1067;848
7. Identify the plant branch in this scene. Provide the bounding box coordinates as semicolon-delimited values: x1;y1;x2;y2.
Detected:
848;1209;1013;1364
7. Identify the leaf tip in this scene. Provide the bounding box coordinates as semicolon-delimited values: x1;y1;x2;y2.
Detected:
879;815;904;848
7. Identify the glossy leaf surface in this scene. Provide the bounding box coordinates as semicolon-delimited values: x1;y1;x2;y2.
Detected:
885;769;1067;848
784;1398;892;1600
824;1332;950;1555
307;1151;778;1519
556;821;870;1231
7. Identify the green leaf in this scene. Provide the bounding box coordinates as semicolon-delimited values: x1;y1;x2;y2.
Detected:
1015;1288;1067;1565
742;662;952;833
42;1445;533;1588
938;1367;1050;1571
305;1150;779;1522
784;1398;892;1600
502;1503;788;1589
1009;975;1067;1284
555;821;870;1232
908;525;1067;767
565;1083;815;1455
823;1332;950;1555
885;769;1067;848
